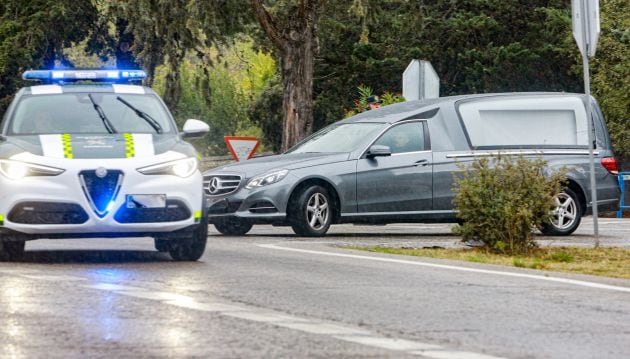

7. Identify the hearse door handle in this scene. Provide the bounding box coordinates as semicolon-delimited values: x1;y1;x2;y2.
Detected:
414;159;430;167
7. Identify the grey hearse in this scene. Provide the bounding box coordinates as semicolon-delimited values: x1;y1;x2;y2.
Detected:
203;93;620;237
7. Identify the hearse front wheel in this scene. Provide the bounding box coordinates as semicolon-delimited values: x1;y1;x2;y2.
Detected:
290;185;332;237
214;219;253;236
541;188;582;236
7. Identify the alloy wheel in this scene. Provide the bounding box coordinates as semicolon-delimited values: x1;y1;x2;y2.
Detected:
550;192;578;230
306;192;329;230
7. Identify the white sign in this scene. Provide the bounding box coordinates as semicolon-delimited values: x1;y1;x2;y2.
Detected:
402;60;439;101
572;0;600;57
224;136;260;162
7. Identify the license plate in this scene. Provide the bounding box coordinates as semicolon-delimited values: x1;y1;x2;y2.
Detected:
126;194;166;208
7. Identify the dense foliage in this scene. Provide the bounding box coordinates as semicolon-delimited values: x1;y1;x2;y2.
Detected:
0;1;627;163
453;156;567;254
589;0;630;167
0;0;97;110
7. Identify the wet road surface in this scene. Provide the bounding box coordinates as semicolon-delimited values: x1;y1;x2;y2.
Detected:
1;217;629;358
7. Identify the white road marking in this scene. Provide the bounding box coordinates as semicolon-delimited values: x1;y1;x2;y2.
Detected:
334;335;442;350
21;274;86;281
164;300;243;312
258;243;630;294
228;311;309;323
84;278;503;357
414;350;504;359
277;322;370;335
85;283;143;291
2;269;505;358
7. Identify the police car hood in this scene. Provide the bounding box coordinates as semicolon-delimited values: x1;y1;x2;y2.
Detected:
0;133;194;159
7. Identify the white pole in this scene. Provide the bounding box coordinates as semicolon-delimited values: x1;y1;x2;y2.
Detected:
580;0;599;246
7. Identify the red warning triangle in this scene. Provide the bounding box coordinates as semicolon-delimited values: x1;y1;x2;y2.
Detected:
224;136;260;162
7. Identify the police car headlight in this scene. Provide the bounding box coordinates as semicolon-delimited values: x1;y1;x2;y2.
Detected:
137;157;198;178
246;169;289;189
0;160;65;180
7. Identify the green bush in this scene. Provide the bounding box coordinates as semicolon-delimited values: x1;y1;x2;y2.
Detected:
452;155;566;254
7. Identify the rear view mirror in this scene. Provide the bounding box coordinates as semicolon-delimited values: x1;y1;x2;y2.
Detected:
182;119;209;139
366;145;392;158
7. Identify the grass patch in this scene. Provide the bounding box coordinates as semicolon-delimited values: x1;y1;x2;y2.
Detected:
348;246;630;280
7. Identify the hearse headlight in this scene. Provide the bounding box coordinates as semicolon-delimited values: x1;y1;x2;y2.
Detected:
137;157;198;178
246;169;289;189
0;160;65;180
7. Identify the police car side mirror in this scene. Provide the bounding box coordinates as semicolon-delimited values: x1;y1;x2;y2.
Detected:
182;119;209;139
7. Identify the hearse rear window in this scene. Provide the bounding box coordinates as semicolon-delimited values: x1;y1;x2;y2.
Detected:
458;97;589;149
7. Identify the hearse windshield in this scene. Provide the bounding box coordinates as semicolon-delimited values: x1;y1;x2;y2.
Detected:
288;123;386;154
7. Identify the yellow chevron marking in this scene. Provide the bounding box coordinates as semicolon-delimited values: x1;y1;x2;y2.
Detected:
124;133;135;158
61;133;73;159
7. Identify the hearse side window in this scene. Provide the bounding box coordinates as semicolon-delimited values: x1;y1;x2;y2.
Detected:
374;122;425;154
458;97;589;148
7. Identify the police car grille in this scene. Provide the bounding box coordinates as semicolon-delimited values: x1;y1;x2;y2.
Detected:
79;170;123;215
203;175;241;196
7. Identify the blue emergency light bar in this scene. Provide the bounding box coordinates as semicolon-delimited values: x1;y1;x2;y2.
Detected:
22;69;147;83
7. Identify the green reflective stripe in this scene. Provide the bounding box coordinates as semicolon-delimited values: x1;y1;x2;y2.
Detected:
197;152;202;161
0;214;4;226
124;133;135;158
61;133;73;159
194;210;202;223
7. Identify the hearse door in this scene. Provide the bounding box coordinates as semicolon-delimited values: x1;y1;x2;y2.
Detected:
356;121;433;213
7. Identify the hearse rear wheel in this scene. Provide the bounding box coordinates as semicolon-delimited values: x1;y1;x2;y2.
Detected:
540;188;582;236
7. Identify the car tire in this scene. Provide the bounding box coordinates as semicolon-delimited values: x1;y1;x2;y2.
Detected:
168;217;208;261
540;188;582;236
214;219;253;236
154;238;170;252
0;239;26;261
290;185;332;237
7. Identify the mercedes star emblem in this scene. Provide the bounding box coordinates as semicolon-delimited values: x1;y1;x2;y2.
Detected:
208;177;220;194
95;167;108;178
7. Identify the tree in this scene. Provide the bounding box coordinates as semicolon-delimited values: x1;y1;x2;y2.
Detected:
251;0;326;152
0;0;97;113
590;0;630;169
310;1;583;126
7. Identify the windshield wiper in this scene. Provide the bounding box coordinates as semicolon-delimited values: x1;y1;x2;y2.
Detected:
116;96;163;134
88;94;117;134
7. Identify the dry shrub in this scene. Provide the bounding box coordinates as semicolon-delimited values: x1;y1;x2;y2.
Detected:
453;155;566;254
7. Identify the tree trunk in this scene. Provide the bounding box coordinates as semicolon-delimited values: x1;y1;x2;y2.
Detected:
251;0;322;152
280;35;316;152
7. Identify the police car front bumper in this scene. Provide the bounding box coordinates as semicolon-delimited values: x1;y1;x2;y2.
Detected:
0;155;203;237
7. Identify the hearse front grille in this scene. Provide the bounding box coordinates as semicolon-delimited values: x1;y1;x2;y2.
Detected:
203;175;242;196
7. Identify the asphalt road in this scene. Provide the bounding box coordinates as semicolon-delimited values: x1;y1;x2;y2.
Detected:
1;217;629;358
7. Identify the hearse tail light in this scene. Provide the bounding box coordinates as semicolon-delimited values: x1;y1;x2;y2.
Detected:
601;157;619;175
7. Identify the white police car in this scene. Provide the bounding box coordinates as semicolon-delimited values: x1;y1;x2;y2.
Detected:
0;69;210;261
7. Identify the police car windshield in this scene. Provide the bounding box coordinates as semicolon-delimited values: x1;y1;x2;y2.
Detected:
288;123;386;154
8;93;174;135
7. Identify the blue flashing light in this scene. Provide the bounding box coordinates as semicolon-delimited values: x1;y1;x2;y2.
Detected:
22;69;146;84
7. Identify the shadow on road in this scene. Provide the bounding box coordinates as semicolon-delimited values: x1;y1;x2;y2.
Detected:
13;250;172;264
210;232;458;239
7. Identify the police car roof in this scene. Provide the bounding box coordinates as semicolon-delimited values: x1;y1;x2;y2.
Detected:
20;84;158;96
